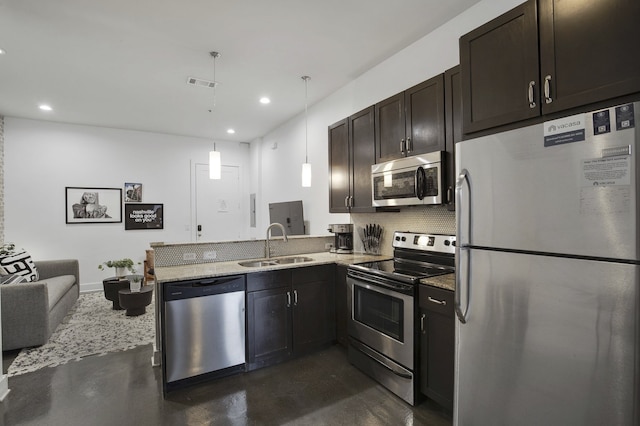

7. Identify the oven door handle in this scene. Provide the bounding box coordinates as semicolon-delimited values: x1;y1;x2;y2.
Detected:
351;339;412;380
347;273;413;296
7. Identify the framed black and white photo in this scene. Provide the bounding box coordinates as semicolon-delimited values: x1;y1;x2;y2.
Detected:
124;182;142;202
124;203;164;230
65;187;122;224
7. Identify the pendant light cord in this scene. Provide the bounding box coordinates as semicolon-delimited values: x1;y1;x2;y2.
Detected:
302;76;310;163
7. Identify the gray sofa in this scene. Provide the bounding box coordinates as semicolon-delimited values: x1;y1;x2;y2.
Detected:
1;259;79;351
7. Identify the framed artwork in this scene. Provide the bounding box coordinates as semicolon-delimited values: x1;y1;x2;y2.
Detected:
65;187;122;224
124;203;164;230
124;182;142;202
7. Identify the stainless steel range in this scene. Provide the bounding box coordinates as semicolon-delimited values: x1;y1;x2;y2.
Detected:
347;231;455;405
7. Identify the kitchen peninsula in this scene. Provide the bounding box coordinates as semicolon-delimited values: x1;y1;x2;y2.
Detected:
151;235;389;394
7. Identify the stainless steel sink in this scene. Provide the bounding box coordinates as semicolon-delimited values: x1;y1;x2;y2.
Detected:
238;260;279;267
237;256;314;267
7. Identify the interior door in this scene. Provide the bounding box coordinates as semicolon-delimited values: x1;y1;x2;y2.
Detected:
195;163;242;241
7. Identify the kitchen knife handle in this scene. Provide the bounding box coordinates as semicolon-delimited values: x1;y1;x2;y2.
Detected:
528;80;536;108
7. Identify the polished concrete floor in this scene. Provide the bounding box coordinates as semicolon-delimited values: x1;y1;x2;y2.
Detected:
1;344;452;425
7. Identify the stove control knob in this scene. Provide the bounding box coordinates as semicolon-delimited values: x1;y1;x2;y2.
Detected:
401;236;406;241
444;240;450;246
452;240;456;246
395;236;400;241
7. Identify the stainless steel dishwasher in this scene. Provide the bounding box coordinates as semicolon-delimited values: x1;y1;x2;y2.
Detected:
162;275;246;390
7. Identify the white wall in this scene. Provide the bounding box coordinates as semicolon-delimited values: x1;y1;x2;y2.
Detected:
4;118;250;290
253;0;522;235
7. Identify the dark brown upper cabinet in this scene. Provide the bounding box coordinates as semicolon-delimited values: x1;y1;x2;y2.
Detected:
328;107;376;213
375;74;445;162
461;0;640;134
444;65;462;211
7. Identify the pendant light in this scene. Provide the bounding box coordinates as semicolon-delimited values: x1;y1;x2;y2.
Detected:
301;76;311;187
209;51;222;180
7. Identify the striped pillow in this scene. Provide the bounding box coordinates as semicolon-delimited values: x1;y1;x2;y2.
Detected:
0;244;39;282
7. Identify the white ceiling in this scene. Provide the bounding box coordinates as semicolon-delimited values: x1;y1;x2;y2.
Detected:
0;0;480;142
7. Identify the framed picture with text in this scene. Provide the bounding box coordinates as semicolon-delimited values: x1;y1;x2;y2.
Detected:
65;187;122;224
124;203;164;230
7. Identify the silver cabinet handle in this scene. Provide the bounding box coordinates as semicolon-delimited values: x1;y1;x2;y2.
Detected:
344;196;349;208
400;139;406;154
407;137;412;154
428;296;446;306
544;75;553;104
286;291;291;307
420;313;426;333
528;80;536;108
293;290;298;306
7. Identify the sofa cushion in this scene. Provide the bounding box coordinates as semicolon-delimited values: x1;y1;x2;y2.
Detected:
0;244;39;282
43;275;77;310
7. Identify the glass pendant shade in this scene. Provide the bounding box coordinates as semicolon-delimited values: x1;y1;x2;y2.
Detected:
209;150;221;179
301;162;312;187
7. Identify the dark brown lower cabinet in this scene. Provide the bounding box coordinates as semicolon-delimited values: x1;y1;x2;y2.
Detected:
335;264;348;347
246;265;335;371
419;284;455;411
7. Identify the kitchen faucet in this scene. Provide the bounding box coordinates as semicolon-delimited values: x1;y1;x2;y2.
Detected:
265;223;288;259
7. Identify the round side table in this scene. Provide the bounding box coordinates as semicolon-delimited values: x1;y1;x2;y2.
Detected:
118;286;153;316
103;277;130;310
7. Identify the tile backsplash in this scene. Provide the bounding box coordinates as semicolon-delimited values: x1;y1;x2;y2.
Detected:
351;205;455;256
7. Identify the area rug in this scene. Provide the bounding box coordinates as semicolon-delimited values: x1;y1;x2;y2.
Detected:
8;290;155;377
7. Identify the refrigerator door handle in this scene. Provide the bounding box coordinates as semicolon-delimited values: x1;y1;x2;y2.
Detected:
455;169;471;324
455;169;470;246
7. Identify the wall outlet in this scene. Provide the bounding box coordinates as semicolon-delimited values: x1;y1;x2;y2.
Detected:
183;252;197;261
203;250;217;260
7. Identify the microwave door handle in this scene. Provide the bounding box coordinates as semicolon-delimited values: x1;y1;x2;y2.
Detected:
415;167;426;200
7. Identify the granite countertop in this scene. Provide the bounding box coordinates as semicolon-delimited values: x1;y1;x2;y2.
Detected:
420;273;455;292
154;252;390;283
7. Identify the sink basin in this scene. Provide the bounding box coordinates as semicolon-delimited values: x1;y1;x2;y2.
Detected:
238;256;314;268
275;256;314;264
238;260;279;267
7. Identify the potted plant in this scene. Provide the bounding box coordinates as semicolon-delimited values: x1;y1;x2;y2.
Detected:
98;258;138;278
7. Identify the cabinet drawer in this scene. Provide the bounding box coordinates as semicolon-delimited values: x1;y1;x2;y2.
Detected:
247;270;291;292
291;264;334;284
419;285;454;317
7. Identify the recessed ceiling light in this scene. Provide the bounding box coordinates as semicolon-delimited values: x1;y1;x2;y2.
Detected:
259;97;271;104
227;128;235;134
0;48;6;55
39;104;53;111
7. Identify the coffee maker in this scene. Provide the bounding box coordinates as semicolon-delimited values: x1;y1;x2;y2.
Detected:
328;224;353;254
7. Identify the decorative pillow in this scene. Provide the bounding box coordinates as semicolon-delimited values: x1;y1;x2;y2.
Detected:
0;243;39;282
0;274;27;285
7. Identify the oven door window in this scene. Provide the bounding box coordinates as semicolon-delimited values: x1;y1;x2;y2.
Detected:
353;284;404;342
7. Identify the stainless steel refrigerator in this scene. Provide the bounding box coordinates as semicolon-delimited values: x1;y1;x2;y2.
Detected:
454;101;639;425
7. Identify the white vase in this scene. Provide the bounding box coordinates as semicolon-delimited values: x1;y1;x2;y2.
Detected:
115;267;127;278
130;280;142;292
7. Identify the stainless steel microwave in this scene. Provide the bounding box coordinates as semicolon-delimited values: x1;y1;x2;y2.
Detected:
371;152;443;207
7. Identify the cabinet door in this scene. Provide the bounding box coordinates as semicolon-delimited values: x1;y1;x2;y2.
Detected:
444;65;462;211
349;106;376;213
292;265;335;355
328;118;350;213
405;74;445;156
539;0;640;114
419;285;454;411
246;287;293;370
335;264;349;347
460;0;540;134
375;92;405;162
